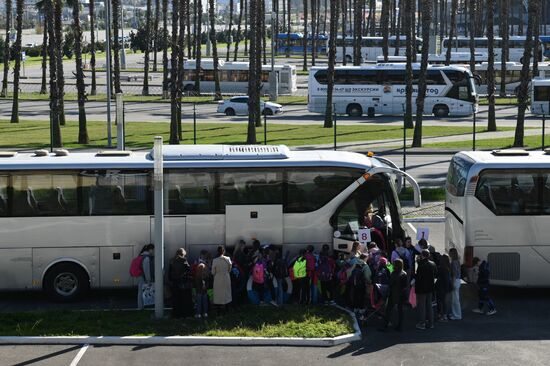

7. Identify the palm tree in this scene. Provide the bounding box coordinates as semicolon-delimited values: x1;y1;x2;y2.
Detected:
381;0;390;61
324;0;339;128
353;0;363;65
411;0;432;147
54;0;65;126
393;0;401;56
176;0;186;139
10;0;23;124
227;0;234;61
532;0;541;76
514;0;537;147
468;0;476;73
0;0;11;98
142;0;152;95
404;0;414;129
170;0;180;144
194;0;203;94
234;0;244;60
303;0;309;71
153;0;160;71
112;0;122;94
208;0;222;100
486;0;497;132
368;0;376;35
46;0;61;146
244;0;249;55
286;0;291;57
446;0;458;65
68;0;89;143
40;20;48;94
162;0;169;98
247;0;260;143
499;0;509;96
89;0;97;96
341;0;347;65
311;0;317;65
186;0;192;57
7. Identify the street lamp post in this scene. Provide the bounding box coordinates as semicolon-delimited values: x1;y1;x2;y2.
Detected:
121;4;127;69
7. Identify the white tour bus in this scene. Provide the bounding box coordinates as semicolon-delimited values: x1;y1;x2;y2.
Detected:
531;78;550;115
334;36;422;63
179;59;298;95
376;52;489;64
308;63;478;118
442;36;543;63
0;145;420;301
473;62;550;95
445;149;550;287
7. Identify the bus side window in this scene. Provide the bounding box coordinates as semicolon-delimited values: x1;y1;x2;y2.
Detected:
0;176;7;216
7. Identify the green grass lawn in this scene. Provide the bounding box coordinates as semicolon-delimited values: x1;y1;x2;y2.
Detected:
399;187;446;201
424;133;550;150
0;119;513;149
478;97;518;105
0;305;353;337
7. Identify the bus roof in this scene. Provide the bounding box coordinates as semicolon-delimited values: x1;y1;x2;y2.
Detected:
0;145;383;171
532;78;550;86
457;150;550;166
310;63;471;72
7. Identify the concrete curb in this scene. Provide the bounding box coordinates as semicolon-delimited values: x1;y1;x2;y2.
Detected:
0;305;362;347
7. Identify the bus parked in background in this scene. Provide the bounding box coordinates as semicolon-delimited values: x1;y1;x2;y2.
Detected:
334;36;423;63
0;145;420;301
473;62;550;95
531;78;550;115
442;36;543;63
179;59;297;95
376;52;488;65
539;36;550;59
308;63;478;118
276;32;328;55
445;150;550;287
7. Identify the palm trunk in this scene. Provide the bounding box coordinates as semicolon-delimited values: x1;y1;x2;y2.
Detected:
311;0;317;65
247;0;259;143
73;0;89;143
227;0;234;61
324;0;339;128
162;0;169;98
46;0;61;146
177;0;186;140
499;0;509;96
286;0;291;57
142;0;152;95
90;0;97;96
486;0;496;132
10;0;24;124
261;0;267;65
209;0;222;100
1;0;11;98
40;21;48;94
153;0;160;71
54;0;65;126
244;0;249;55
412;0;432;147
186;0;192;57
341;0;347;65
368;0;376;36
193;0;197;57
533;0;541;76
514;0;537;147
394;0;402;56
195;0;203;94
353;0;362;64
170;0;180;144
381;0;390;61
446;0;457;65
303;0;309;71
234;0;244;60
112;0;122;94
404;0;414;129
323;0;328;34
468;0;476;73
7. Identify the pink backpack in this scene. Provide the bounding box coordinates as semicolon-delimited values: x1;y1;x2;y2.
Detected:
130;255;144;277
252;263;265;284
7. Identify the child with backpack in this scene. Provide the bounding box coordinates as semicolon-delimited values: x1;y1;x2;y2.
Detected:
270;248;289;306
131;244;155;310
317;244;336;304
472;258;497;316
194;250;211;318
251;253;268;304
292;249;308;304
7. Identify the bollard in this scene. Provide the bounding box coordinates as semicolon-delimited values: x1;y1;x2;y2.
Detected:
543;114;546;151
264;111;267;145
116;93;125;150
333;104;337;151
193;103;197;145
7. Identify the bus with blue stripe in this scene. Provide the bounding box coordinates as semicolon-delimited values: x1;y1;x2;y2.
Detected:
276;33;328;55
540;36;550;59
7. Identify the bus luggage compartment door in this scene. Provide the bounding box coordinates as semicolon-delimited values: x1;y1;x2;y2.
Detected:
225;205;283;245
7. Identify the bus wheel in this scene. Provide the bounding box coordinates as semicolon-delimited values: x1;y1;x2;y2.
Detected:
43;262;90;302
433;105;450;118
347;104;363;117
367;107;375;118
225;108;236;116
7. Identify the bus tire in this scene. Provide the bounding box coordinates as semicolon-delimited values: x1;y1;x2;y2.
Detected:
367;107;375;118
433;104;450;118
347;104;363;117
225;108;236;116
43;262;90;302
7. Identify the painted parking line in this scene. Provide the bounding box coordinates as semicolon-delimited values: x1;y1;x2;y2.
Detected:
69;344;89;366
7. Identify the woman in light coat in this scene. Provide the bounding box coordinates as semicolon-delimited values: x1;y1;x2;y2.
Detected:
212;245;232;310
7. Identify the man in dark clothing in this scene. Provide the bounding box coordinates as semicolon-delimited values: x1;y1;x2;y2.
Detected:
380;258;408;332
415;249;437;330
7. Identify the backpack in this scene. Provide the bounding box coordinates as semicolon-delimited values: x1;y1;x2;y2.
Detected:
337;263;351;285
293;258;307;279
317;256;333;282
252;262;265;284
396;250;410;271
273;259;289;279
130;255;144;277
350;266;365;287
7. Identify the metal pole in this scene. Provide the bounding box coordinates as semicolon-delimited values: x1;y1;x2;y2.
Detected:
153;136;164;320
264;111;267;145
472;107;476;151
116;93;124;150
333;104;337;151
193;103;197;144
105;0;113;148
543;114;546;150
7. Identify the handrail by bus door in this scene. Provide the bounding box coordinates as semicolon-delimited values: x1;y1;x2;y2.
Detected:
366;166;422;208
